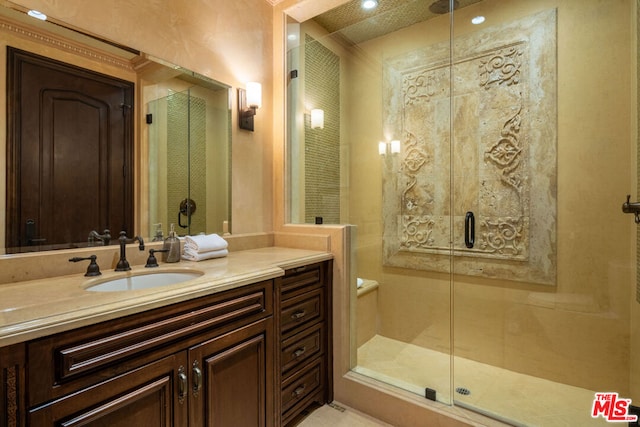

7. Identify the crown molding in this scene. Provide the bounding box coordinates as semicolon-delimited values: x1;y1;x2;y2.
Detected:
0;14;136;72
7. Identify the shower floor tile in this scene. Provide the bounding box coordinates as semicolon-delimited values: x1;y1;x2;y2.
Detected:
355;335;610;427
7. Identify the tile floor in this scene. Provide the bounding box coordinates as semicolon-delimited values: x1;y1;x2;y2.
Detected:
297;402;393;427
353;335;610;427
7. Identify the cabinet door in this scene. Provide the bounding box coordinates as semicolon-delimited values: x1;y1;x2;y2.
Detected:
28;353;188;427
189;318;274;427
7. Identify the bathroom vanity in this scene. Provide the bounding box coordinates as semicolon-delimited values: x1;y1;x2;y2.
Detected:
0;247;333;427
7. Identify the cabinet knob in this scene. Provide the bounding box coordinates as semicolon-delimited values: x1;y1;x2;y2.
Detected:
293;347;306;358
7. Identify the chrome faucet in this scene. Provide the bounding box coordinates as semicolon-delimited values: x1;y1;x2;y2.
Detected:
88;229;111;246
115;231;145;271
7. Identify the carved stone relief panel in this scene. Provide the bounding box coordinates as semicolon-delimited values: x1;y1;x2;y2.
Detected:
382;9;557;285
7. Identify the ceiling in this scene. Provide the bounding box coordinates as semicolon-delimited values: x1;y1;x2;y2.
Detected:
311;0;481;45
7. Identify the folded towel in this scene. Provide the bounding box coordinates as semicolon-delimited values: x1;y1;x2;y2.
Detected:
182;248;228;262
184;234;228;253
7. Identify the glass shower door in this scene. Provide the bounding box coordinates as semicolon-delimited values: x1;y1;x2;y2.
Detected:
345;3;457;406
450;1;636;425
147;85;231;238
148;88;207;236
284;0;457;405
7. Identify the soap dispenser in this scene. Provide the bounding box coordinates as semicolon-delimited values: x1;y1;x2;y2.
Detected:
152;223;164;241
163;224;181;263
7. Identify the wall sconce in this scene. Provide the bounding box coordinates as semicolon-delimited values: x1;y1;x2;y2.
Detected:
238;82;262;131
310;109;324;129
379;140;401;155
390;140;401;154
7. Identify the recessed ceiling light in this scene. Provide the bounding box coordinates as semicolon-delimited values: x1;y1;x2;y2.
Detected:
27;10;47;21
362;0;378;10
471;16;485;25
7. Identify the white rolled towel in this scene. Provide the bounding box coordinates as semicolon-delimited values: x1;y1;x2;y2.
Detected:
184;233;228;253
182;248;228;261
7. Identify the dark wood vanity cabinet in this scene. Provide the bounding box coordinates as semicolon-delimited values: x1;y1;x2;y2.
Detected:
25;280;274;427
0;258;333;427
277;261;333;426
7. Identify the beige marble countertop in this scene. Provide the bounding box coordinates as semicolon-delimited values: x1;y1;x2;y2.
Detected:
0;246;332;347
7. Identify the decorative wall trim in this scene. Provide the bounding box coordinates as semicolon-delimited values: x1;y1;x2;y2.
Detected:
5;365;18;427
382;9;557;285
0;15;135;71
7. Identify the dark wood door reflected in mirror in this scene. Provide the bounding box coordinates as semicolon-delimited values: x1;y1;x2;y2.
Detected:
6;47;134;253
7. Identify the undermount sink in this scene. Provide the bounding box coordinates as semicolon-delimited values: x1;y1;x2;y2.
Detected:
86;270;204;292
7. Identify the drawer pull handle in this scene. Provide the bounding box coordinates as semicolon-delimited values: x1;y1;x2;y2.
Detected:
192;361;202;397
291;310;306;320
178;366;187;403
292;385;306;398
293;347;306;358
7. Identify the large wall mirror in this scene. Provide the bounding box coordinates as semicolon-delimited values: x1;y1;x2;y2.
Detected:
0;4;231;254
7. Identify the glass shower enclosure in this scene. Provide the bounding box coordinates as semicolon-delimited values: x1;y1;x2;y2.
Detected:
146;77;231;238
286;0;638;425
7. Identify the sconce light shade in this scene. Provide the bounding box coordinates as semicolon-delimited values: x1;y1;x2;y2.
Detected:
390;140;401;154
311;109;324;129
238;82;262;131
380;140;401;156
246;82;262;108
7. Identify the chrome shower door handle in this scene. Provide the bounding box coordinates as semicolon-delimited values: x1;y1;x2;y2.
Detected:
464;211;475;249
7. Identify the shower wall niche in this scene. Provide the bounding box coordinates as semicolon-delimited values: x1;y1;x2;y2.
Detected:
382;9;557;285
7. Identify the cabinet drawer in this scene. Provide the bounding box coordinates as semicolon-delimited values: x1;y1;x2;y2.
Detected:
281;263;323;300
280;288;323;337
281;323;323;374
28;280;272;406
281;358;323;419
